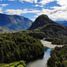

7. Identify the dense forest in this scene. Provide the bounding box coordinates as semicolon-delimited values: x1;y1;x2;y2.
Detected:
0;31;44;66
47;46;67;67
28;30;67;45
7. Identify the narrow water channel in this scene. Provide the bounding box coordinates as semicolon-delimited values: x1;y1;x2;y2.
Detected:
27;48;51;67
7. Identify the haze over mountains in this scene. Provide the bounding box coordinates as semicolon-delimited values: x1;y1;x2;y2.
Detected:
0;13;32;32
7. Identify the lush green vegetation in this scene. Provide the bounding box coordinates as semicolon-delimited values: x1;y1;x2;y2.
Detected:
48;37;67;45
28;30;67;45
0;31;44;63
47;46;67;67
28;31;46;39
0;61;26;67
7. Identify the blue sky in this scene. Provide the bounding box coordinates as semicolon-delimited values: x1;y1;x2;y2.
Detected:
0;0;67;21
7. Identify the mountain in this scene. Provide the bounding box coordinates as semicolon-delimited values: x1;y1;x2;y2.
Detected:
0;13;32;32
62;22;67;26
29;14;57;29
56;20;67;26
29;14;66;33
29;14;67;44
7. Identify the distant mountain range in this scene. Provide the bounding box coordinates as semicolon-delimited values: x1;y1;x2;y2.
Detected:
62;22;67;26
56;20;67;26
0;13;32;32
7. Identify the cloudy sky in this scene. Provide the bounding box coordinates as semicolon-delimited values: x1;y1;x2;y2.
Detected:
0;0;67;21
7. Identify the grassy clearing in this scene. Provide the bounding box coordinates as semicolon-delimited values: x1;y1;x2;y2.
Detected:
0;61;26;67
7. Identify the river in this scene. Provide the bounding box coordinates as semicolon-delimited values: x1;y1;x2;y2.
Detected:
27;48;51;67
27;40;63;67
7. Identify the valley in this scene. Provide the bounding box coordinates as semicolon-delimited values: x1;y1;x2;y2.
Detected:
0;14;66;67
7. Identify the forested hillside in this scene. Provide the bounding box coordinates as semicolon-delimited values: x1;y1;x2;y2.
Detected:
0;31;44;63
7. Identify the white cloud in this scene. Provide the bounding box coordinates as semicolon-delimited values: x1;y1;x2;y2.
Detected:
20;0;34;3
39;0;54;5
20;0;54;4
49;9;67;21
57;0;67;7
6;9;23;15
31;0;67;21
0;4;8;7
35;4;43;7
5;8;40;15
9;0;15;1
34;0;38;3
45;0;67;21
31;6;67;21
22;9;40;13
0;8;3;13
20;0;38;3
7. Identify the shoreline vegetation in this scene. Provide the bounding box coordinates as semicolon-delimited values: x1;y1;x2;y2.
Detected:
47;46;67;67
